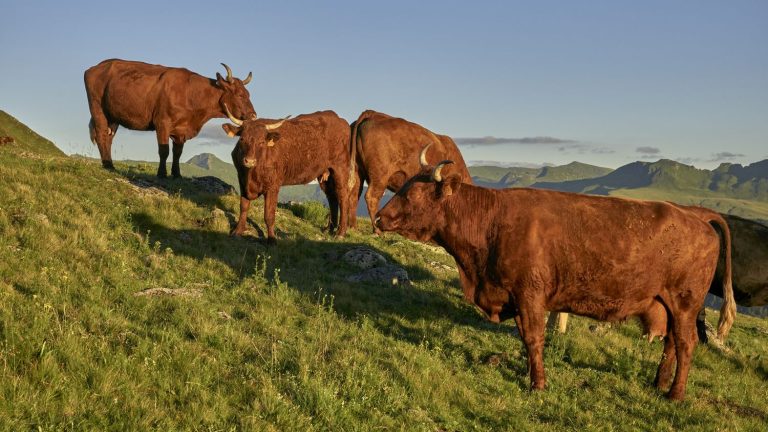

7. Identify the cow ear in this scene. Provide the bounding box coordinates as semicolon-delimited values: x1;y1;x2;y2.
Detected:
266;132;281;147
222;123;241;137
439;174;463;198
216;73;229;88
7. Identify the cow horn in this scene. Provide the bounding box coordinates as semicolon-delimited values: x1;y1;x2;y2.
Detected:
221;63;233;82
419;143;432;169
242;71;252;85
223;103;243;126
432;160;454;182
265;115;292;131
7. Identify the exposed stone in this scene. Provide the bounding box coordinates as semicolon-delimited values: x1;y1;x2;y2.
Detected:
342;247;387;269
191;176;236;195
346;264;410;286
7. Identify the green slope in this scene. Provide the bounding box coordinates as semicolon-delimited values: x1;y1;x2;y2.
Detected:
0;110;65;156
469;162;612;188
2;115;767;430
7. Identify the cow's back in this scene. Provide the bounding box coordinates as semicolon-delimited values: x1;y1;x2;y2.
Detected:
263;111;350;186
489;188;721;317
357;113;470;184
84;59;195;130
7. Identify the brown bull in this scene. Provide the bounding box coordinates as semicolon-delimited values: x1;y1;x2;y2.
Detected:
348;110;472;233
375;150;736;400
223;110;351;243
84;59;256;178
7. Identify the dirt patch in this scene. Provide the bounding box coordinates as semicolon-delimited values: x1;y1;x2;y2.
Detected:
0;136;14;145
134;287;203;298
112;178;169;197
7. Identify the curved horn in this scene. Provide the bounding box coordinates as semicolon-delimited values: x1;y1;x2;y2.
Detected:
432;160;454;182
419;143;433;169
223;103;243;126
220;63;233;82
265;115;292;131
242;71;253;85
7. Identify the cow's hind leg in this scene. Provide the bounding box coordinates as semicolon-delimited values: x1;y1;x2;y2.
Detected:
517;303;547;390
171;138;185;178
264;188;279;244
365;178;388;234
654;328;677;391
156;128;171;178
667;310;699;400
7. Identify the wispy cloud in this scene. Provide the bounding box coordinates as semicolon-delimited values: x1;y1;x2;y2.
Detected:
636;146;660;155
709;151;745;162
467;160;549;168
195;124;237;147
454;136;578;146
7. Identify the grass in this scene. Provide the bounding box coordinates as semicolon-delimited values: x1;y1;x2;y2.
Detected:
0;118;767;430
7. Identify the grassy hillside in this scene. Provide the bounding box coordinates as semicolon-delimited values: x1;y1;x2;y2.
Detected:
0;110;65;156
470;162;612;188
0;114;767;430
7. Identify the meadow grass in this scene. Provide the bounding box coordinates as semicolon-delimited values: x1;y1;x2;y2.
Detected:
0;141;767;431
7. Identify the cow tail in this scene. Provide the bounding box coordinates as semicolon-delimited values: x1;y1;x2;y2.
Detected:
711;214;736;340
88;118;97;145
348;110;376;189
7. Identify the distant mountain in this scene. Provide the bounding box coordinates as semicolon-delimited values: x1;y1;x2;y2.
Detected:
535;159;768;199
469;161;613;189
533;159;768;223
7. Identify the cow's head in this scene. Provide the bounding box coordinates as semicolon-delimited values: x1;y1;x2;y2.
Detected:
216;63;257;121
222;115;291;169
375;144;464;242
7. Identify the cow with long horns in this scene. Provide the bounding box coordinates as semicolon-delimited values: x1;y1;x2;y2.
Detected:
84;59;256;177
348;110;472;233
223;111;352;243
375;147;736;400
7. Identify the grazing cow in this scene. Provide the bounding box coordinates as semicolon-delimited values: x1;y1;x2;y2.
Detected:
348;110;472;233
223;110;351;243
84;59;257;178
375;149;736;400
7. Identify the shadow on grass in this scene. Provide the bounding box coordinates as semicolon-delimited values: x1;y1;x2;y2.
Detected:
129;208;517;355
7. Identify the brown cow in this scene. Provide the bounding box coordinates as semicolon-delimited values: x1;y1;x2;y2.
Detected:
550;212;765;342
348;110;472;233
375;150;736;400
223;110;351;243
84;59;256;178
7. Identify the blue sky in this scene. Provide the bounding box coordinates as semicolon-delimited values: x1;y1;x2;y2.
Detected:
1;0;766;168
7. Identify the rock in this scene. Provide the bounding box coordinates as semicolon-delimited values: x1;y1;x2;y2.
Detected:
218;311;232;320
346;264;410;286
198;208;231;232
589;322;612;335
429;260;455;272
191;176;236;195
134;287;203;298
342;247;387;269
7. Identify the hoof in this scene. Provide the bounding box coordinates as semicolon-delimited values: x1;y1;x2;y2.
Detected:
102;160;115;170
266;237;277;246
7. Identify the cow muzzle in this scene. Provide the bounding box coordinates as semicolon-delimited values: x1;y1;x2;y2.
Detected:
243;158;256;169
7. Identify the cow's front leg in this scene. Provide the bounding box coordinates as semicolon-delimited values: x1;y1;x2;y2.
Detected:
230;196;251;236
264;188;279;244
171;138;186;178
517;304;547;390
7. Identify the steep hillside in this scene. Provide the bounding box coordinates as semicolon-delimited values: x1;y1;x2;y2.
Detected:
0;110;65;156
2;115;767;430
